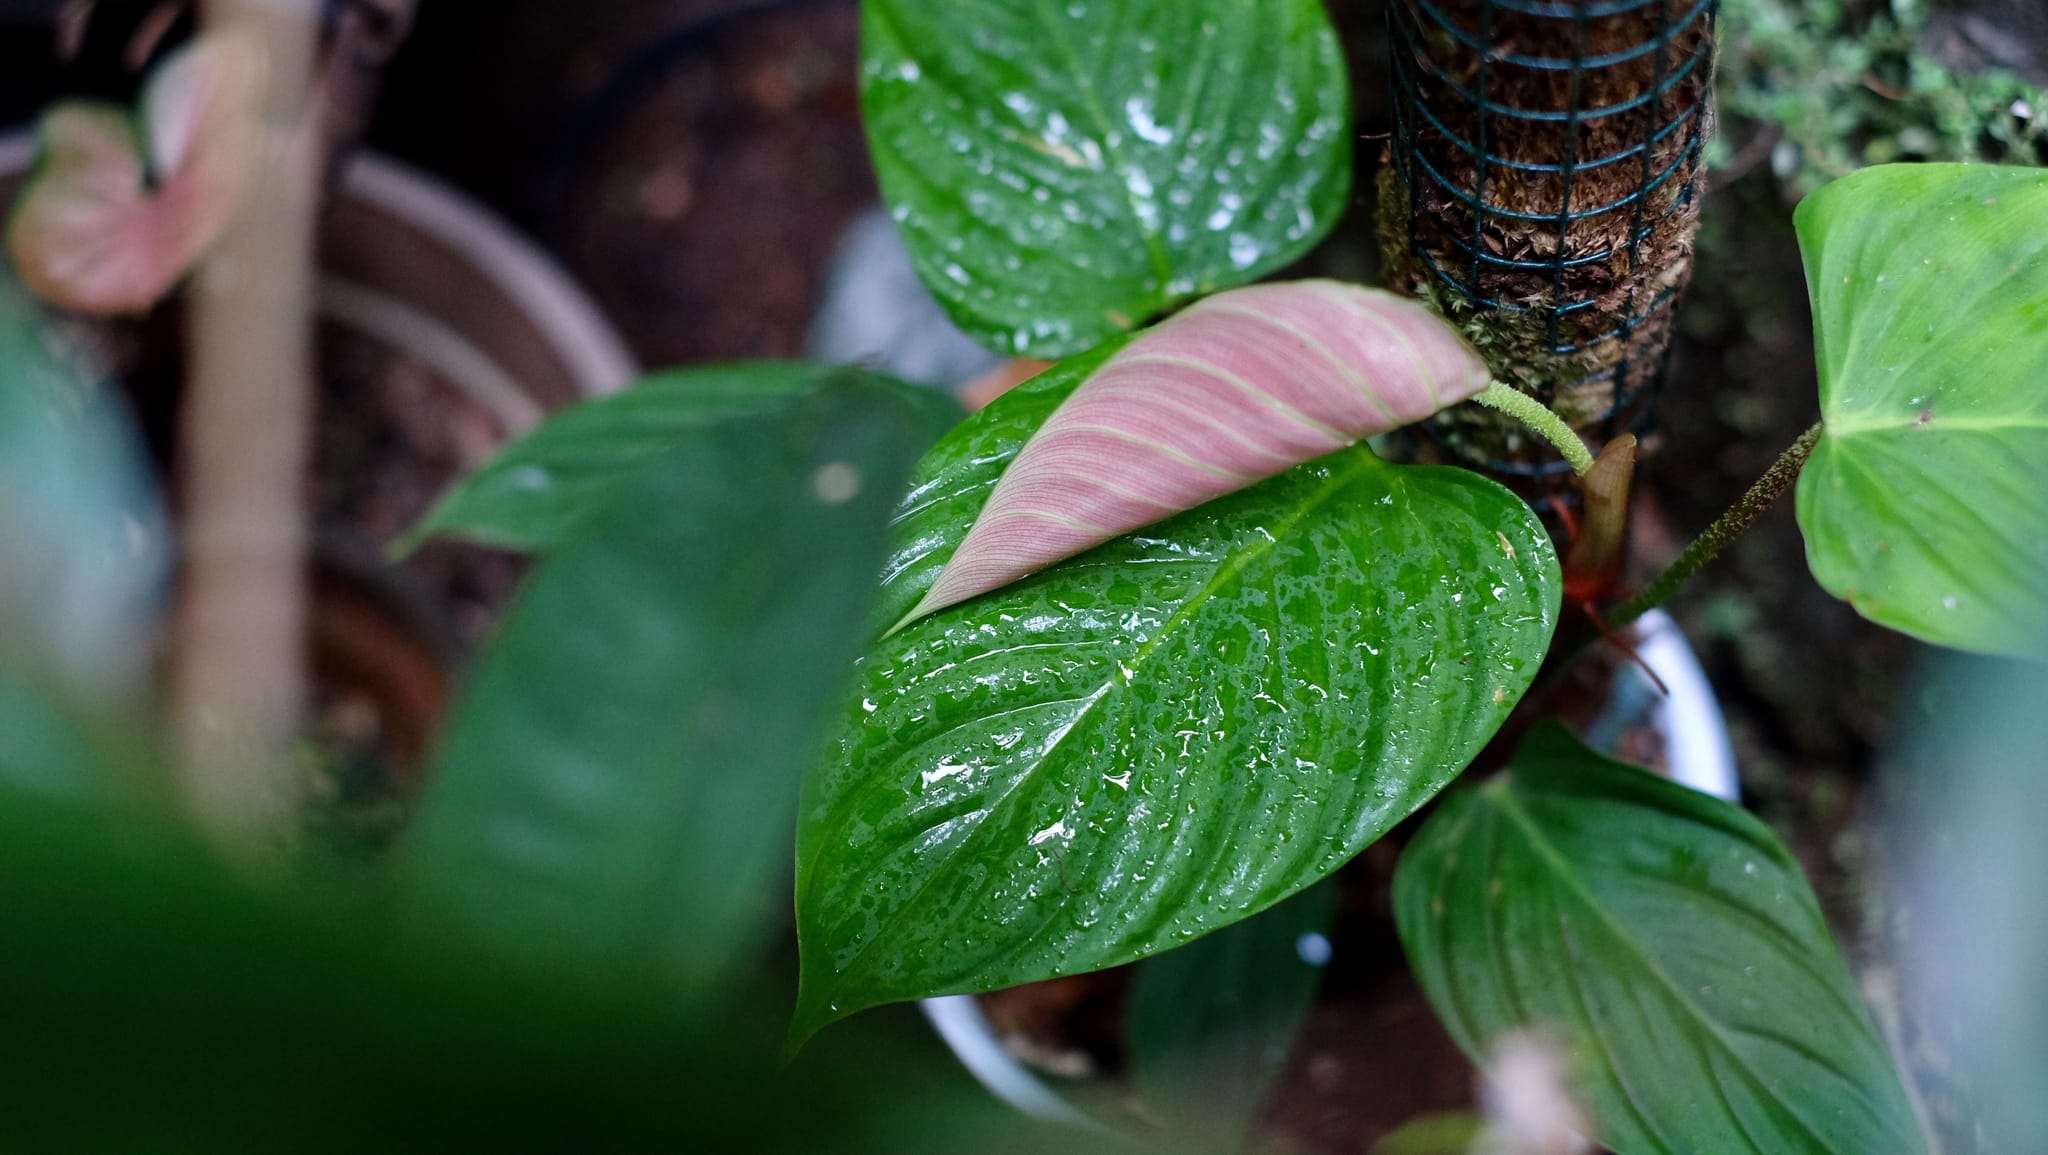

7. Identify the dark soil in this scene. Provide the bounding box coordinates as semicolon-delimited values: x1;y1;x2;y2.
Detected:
372;0;876;366
553;3;873;364
303;324;533;850
312;325;526;652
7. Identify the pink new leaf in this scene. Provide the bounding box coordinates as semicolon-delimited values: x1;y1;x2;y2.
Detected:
907;280;1492;622
7;31;265;315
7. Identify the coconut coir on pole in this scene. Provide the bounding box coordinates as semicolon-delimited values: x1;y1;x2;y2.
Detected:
1381;0;1716;476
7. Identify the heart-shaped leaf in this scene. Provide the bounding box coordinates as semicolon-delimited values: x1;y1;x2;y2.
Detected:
400;374;938;997
1395;723;1924;1155
401;363;961;554
1794;163;2048;657
861;0;1352;359
6;32;264;316
791;354;1559;1044
907;281;1493;622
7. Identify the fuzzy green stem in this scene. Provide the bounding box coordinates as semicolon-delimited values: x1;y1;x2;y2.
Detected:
1610;422;1825;629
1471;382;1595;476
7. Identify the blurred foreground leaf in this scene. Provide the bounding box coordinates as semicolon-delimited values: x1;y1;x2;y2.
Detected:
1891;648;2048;1150
0;777;1122;1153
399;373;938;997
0;269;166;695
0;365;1116;1151
401;363;959;553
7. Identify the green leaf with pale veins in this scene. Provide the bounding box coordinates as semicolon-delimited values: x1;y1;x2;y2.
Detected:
1794;163;2048;657
861;0;1352;358
1395;723;1924;1155
791;346;1559;1044
400;363;960;554
400;374;936;998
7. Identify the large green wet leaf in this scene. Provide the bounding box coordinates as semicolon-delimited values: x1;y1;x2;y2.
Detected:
400;376;934;997
1794;163;2048;657
791;352;1559;1043
401;363;960;554
860;0;1352;359
1395;723;1924;1155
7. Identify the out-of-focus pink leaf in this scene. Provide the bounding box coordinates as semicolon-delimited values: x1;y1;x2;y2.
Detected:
907;279;1493;621
6;32;265;315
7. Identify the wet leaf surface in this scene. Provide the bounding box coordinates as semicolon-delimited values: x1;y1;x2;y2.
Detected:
791;351;1558;1042
861;0;1352;358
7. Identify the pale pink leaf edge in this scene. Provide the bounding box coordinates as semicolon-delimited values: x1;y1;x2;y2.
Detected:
901;279;1492;625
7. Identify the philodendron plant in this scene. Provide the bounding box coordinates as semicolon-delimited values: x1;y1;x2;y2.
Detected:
406;2;2047;1151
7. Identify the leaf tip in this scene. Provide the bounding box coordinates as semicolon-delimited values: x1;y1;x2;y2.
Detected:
784;982;853;1064
388;523;432;561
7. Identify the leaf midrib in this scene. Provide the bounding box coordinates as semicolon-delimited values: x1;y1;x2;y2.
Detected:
808;451;1377;1009
1029;0;1175;292
1479;781;1866;1154
1824;415;2048;437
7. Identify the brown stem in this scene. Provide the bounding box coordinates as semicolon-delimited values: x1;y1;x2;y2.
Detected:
171;0;322;851
1610;422;1825;630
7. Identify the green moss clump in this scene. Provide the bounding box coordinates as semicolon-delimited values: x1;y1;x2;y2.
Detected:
1715;0;2047;192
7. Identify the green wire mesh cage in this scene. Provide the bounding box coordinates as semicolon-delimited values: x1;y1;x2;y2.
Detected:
1382;0;1719;476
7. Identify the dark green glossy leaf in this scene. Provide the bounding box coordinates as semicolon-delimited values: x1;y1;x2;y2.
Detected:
400;363;960;554
1794;163;2048;657
400;375;935;996
792;354;1559;1043
861;0;1352;358
1395;723;1923;1155
1127;880;1336;1136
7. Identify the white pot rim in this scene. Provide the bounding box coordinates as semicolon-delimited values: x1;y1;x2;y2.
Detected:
335;154;639;400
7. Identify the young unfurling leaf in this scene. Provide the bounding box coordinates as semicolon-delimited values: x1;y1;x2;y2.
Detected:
905;280;1493;622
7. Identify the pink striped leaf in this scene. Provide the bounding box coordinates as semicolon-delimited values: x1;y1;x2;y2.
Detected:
905;280;1492;622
